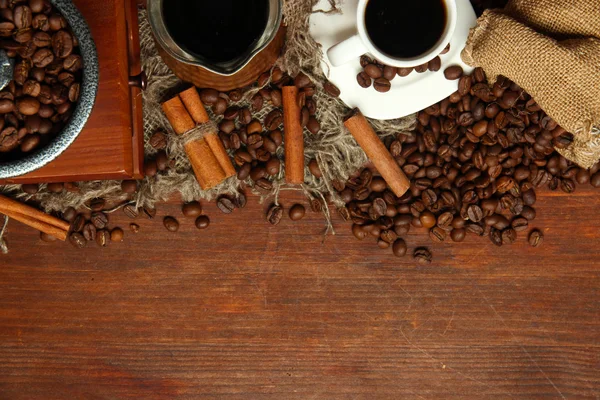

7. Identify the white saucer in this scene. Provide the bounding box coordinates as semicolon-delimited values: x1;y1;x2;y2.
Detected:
309;0;477;120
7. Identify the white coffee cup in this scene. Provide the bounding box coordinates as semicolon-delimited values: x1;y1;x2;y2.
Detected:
327;0;458;68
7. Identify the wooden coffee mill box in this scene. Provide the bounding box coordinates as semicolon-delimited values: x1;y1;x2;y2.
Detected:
0;0;145;185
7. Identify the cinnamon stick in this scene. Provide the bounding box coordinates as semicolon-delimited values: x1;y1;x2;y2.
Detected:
0;194;69;241
282;86;305;184
344;109;410;197
179;87;236;178
161;94;227;190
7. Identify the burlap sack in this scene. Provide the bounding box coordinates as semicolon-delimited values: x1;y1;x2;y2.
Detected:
462;1;600;168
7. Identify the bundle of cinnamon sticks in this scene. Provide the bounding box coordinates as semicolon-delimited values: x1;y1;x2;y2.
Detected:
162;87;236;190
0;194;70;241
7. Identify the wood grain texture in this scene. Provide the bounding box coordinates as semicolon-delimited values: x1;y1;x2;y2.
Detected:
1;0;143;184
0;185;599;399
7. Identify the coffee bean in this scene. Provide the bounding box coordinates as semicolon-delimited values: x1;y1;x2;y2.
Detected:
428;57;442;72
182;201;202;218
444;65;463;80
82;223;96;241
364;64;382;79
70;213;85;233
373;78;391;93
40;232;57;242
123;204;139;219
142;206;156;219
357;71;371;88
414;248;432;264
195;215;210;229
420;211;436;228
91;212;108;229
415;63;428;73
144;160;158;177
397;67;413;77
121;180;138;194
489;228;503;246
324;81;340;97
163;216;179;232
61;207;76;223
89;198;105;211
69;232;86;248
294;72;311;89
528;229;543;247
352;224;367;240
306;117;320;134
111;228;124;242
450;228;466;242
234;193;247;209
289;204;306;221
149;131;167;150
430;226;447;242
392;239;407;257
264;109;283;130
200;89;219;104
128;223;140;234
267;204;283;225
95;230;110;247
308;159;322;178
217;197;236;214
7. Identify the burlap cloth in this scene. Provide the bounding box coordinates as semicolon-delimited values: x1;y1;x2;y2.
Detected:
1;0;415;215
462;0;600;168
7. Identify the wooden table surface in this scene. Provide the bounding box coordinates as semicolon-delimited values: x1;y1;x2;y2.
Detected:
0;185;599;398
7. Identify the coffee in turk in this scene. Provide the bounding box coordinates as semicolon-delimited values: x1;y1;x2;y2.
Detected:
364;0;447;59
162;0;270;63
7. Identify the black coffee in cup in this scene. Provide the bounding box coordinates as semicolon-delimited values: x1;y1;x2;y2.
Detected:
163;0;269;63
365;0;447;59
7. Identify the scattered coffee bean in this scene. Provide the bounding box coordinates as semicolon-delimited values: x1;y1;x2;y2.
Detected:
323;81;340;97
414;248;432;264
111;227;124;242
96;230;110;247
149;131;168;150
91;212;108;230
392;239;407;257
163;216;179;232
528;229;543;247
121;180;138;194
373;78;391;93
217;197;236;214
289;204;306;221
182;201;202;218
40;232;57;242
195;215;210;229
267;204;283;225
69;232;86;249
82;223;96;241
443;65;463;80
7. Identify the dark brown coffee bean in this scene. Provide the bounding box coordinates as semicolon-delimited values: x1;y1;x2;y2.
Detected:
357;71;371;88
289;204;306;221
294;72;311;88
467;204;483;222
95;230;110;247
415;63;428;73
364;64;382;79
91;212;108;230
265;158;281;176
182;201;202;218
264;109;283;130
373;78;391;93
306;117;320;134
267;204;283;225
372;198;387;217
489;228;503;247
199;89;219;105
70;213;85;232
528;229;543;247
450;228;466;242
457;75;472;96
193;215;210;230
82;223;96;241
89;197;105;212
323;81;340;97
392;239;407;257
149;131;167;150
40;232;57;242
444;65;463;80
352;224;367;240
437;212;454;228
308;159;322;178
20;134;40;152
123;204;139;219
397;67;413;77
51;30;74;58
511;217;528;232
163;216;179;232
380;230;398;244
383;65;397;80
414;248;432;264
217;197;236;214
69;232;86;249
501;228;517;245
428;57;441;72
429;226;447;243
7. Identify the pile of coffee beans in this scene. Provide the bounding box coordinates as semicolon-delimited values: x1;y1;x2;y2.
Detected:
337;67;600;261
195;68;323;207
356;44;450;93
145;130;176;177
54;199;131;248
0;0;82;159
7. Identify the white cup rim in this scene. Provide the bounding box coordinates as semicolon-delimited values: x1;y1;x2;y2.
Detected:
356;0;458;68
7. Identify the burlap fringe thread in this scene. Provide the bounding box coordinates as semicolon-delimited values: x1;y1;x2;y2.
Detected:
0;0;416;236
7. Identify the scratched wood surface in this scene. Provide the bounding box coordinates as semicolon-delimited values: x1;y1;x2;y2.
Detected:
0;185;599;399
